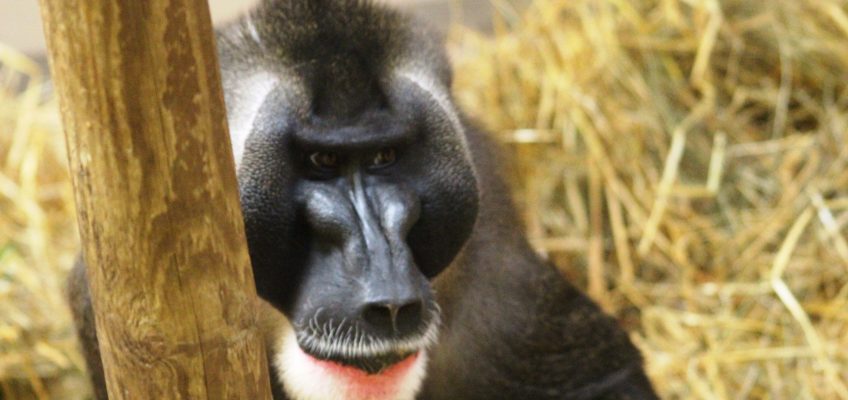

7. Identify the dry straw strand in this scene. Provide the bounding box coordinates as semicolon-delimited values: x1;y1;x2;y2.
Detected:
452;0;848;397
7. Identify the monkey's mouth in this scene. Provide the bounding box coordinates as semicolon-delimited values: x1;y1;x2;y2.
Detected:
293;320;440;374
303;348;418;374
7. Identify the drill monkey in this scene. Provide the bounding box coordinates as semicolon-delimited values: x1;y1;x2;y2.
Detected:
68;1;658;399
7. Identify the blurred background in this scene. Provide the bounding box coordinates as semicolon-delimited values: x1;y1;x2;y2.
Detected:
0;0;503;55
2;0;848;399
0;0;256;54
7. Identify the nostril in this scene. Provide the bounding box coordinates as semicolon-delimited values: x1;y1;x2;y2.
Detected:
361;299;424;336
362;303;394;332
395;301;423;334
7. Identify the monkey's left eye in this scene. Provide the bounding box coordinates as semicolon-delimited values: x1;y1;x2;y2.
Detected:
308;151;340;171
369;148;397;169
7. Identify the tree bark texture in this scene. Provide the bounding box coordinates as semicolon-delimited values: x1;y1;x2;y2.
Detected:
38;0;273;398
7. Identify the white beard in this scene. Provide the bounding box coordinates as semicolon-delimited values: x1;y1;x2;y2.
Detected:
273;321;430;400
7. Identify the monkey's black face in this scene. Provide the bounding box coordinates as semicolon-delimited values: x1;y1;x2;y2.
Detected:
235;78;479;373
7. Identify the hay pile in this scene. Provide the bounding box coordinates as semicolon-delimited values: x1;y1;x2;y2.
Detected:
450;0;848;398
0;46;88;399
2;0;848;398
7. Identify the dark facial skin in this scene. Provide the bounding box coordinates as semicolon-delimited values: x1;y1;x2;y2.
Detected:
237;86;479;371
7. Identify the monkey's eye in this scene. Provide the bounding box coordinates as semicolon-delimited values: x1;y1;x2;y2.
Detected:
308;151;339;171
369;148;397;169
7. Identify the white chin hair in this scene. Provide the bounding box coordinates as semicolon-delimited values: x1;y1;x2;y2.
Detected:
273;322;429;400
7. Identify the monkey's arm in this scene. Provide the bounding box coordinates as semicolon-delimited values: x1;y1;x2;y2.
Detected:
67;258;109;400
69;259;294;400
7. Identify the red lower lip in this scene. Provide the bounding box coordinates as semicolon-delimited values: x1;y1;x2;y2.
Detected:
301;350;420;380
290;346;424;399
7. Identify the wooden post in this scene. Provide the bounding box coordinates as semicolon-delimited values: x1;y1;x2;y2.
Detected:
38;1;273;399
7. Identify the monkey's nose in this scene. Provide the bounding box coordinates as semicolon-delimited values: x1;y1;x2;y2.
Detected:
360;299;424;337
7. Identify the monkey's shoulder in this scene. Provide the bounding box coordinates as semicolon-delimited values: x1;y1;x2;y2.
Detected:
427;259;654;399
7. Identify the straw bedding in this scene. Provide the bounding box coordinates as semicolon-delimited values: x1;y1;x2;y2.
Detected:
1;0;847;398
0;46;87;399
450;0;848;398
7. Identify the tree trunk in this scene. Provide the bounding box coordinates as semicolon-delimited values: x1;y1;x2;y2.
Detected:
38;0;272;398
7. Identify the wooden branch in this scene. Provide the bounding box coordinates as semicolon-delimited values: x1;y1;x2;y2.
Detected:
38;0;272;398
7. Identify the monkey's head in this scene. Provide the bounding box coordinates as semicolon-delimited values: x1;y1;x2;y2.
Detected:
218;0;477;396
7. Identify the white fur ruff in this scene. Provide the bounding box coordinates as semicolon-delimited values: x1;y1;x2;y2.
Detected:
227;71;276;168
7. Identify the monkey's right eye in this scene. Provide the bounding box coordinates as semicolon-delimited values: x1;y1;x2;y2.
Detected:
308;151;339;171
